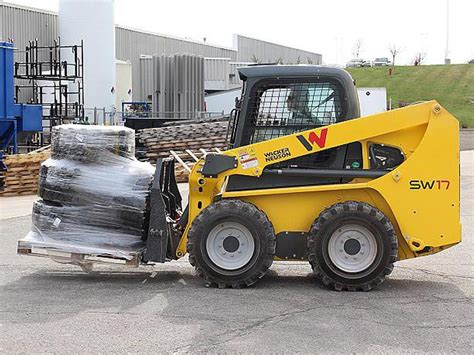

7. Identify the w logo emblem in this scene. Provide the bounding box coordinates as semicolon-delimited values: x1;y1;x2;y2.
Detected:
296;128;328;151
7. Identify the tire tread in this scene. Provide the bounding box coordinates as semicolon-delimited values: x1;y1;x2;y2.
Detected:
308;201;398;291
187;199;275;289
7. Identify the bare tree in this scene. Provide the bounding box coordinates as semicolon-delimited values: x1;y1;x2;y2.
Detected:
307;57;313;64
250;54;259;63
414;52;426;66
352;39;363;58
275;57;283;64
388;44;403;66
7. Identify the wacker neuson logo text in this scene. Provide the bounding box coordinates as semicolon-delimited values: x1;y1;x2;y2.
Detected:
264;148;291;162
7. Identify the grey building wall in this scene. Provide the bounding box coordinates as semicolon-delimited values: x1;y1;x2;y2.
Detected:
140;57;248;98
0;3;57;60
0;3;58;103
1;3;323;104
0;3;238;100
140;56;236;100
234;35;322;64
116;26;237;100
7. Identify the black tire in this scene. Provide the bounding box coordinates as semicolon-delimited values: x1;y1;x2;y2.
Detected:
308;201;398;291
32;199;147;236
187;199;276;288
51;125;135;163
31;199;145;248
38;161;152;210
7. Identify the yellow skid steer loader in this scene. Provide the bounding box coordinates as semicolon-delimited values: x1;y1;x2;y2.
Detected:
22;65;462;291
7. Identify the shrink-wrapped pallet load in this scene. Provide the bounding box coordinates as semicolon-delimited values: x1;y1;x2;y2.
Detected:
19;125;155;260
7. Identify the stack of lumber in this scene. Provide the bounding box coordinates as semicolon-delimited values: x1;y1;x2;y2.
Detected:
141;136;227;162
0;152;50;196
160;115;229;127
136;120;229;182
136;120;229;164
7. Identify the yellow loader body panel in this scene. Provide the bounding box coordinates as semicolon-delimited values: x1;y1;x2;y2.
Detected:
177;101;461;261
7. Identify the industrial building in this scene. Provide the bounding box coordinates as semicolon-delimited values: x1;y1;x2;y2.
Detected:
0;2;322;106
1;0;324;155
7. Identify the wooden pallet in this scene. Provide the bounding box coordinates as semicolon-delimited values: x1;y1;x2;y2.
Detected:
17;241;142;269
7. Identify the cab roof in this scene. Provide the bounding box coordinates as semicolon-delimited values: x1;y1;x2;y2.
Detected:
237;65;354;82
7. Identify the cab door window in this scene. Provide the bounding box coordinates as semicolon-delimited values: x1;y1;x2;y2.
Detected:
246;81;344;144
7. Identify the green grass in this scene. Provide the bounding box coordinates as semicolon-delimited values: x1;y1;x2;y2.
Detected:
347;64;474;127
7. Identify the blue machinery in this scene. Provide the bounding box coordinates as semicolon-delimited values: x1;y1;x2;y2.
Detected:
0;42;42;157
121;101;152;119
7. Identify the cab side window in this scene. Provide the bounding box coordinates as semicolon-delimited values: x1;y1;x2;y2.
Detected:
246;81;343;144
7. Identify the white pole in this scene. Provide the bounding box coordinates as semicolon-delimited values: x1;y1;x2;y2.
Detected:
445;0;450;63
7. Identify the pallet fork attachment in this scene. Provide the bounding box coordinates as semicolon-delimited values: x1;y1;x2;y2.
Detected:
143;158;182;263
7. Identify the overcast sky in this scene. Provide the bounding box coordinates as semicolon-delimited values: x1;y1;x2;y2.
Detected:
7;0;474;65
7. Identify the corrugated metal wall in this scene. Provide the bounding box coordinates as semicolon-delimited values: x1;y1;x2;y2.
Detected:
116;26;237;100
1;3;58;104
140;57;245;99
234;35;322;64
0;3;57;57
1;3;323;105
204;58;231;91
139;55;154;101
151;54;205;118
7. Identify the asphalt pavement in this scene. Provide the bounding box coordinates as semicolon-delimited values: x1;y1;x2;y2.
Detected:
0;151;472;353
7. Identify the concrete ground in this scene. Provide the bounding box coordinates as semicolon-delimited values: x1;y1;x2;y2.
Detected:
460;129;474;151
0;195;39;220
0;151;472;353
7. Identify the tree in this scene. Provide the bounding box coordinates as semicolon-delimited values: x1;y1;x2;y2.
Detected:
250;54;259;63
352;38;363;58
275;57;283;64
307;57;313;64
414;52;426;66
388;44;403;66
296;56;301;64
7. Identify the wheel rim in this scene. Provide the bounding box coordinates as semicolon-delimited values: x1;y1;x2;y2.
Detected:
327;224;377;273
206;222;255;270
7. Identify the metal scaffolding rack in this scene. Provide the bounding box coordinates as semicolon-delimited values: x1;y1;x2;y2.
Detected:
14;38;84;138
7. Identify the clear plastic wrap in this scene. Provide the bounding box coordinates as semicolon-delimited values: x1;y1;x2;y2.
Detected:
20;124;155;260
51;124;135;162
38;156;152;211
